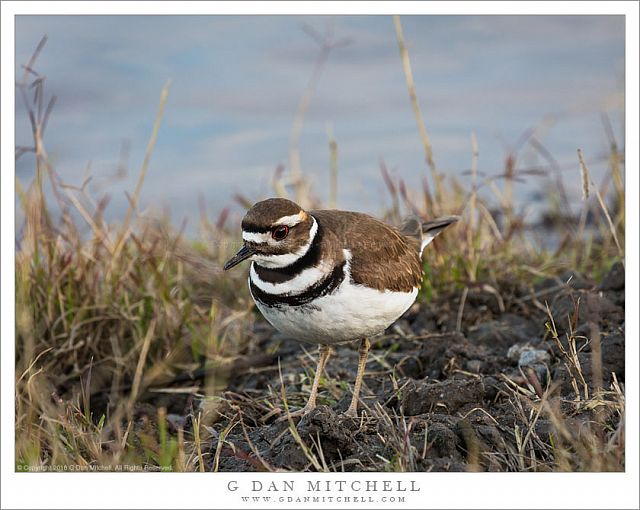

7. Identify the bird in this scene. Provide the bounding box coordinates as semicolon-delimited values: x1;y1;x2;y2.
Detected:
224;198;459;419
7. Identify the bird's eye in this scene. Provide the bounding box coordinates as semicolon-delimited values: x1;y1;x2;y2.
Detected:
272;225;289;241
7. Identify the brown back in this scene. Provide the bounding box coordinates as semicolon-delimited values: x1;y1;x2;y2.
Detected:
311;210;423;292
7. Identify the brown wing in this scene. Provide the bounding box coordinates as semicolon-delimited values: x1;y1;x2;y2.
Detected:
311;210;422;292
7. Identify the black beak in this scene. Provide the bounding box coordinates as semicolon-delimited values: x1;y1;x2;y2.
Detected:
223;244;255;270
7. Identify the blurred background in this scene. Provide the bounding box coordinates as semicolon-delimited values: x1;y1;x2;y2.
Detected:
15;15;624;232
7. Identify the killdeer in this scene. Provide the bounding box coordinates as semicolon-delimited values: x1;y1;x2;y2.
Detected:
224;198;458;418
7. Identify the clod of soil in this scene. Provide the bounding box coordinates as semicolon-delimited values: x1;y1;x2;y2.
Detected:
396;377;490;415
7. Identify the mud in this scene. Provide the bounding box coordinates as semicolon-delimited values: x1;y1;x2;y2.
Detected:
200;262;625;471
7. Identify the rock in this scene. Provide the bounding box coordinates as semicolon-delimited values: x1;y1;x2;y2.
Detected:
518;349;550;367
507;342;535;363
599;262;624;291
465;359;483;373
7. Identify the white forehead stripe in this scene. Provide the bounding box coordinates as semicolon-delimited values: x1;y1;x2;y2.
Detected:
242;231;271;243
274;212;305;227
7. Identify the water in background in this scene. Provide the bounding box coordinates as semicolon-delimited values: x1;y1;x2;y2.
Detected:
15;15;624;235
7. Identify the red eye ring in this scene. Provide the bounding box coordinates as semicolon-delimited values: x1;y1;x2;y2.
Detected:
272;225;289;241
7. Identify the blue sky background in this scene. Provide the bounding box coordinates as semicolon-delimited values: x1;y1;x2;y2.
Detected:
15;15;624;233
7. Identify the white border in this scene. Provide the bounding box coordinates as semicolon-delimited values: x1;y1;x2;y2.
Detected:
2;2;638;510
0;0;638;15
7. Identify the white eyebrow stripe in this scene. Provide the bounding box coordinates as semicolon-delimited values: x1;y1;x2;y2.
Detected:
274;212;305;227
241;211;305;243
242;231;270;243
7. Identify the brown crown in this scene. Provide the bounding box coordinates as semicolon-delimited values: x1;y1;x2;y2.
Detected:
241;198;303;232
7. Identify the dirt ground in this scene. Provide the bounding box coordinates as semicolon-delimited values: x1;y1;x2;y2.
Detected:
178;262;625;472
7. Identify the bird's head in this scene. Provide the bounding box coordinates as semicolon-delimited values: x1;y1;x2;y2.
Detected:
223;198;316;270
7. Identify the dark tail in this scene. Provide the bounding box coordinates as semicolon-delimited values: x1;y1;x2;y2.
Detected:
422;215;460;236
420;215;460;253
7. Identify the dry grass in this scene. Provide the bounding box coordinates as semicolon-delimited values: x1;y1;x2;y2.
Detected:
14;30;625;473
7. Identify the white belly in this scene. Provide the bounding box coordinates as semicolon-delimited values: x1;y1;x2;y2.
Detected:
252;278;418;344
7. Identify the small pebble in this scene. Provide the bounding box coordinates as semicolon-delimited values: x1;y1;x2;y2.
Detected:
465;359;483;373
518;349;550;367
507;342;534;363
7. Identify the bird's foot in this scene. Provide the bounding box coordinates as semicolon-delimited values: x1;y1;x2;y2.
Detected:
276;405;315;423
341;407;359;419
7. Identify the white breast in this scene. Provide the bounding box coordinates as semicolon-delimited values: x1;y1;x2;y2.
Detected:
253;281;418;344
249;249;419;344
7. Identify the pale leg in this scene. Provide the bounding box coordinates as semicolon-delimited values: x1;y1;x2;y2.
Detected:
304;344;332;410
344;338;370;418
279;344;331;420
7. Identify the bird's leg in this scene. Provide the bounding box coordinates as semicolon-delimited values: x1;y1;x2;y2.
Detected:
344;338;371;418
304;344;332;410
279;344;331;421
